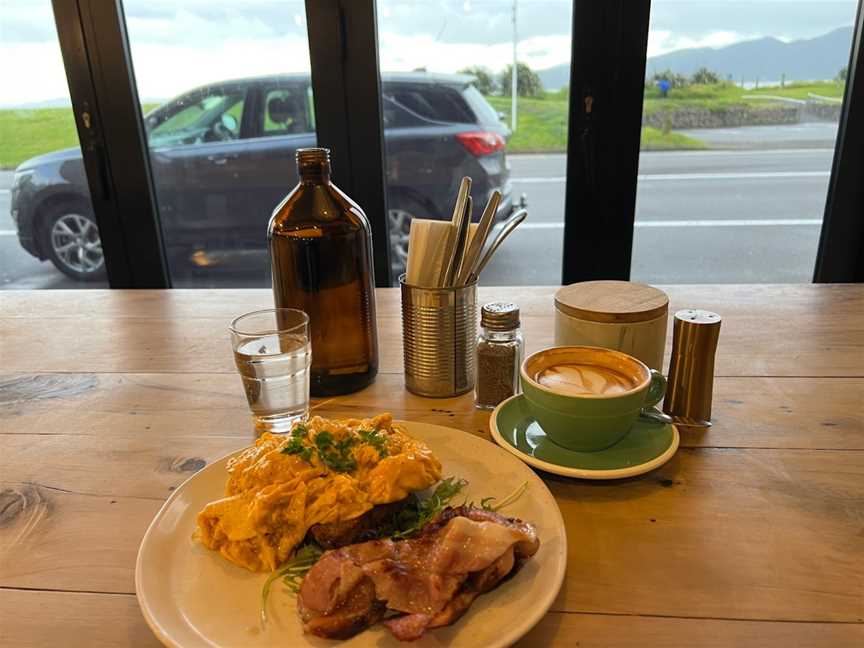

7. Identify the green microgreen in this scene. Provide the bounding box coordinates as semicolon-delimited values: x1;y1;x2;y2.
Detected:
473;481;528;512
260;543;323;627
392;477;468;539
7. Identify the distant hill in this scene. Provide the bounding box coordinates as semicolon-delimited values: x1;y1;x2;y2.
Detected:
536;26;853;90
646;26;853;81
536;65;570;92
1;97;168;110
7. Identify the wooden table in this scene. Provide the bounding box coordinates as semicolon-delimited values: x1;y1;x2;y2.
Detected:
1;286;863;647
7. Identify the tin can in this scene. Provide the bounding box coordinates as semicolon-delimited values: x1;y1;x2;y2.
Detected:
400;274;477;397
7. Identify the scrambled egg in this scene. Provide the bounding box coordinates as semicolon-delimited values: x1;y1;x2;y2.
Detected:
195;413;441;572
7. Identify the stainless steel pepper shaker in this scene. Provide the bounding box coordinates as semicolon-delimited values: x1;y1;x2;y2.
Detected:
663;309;721;427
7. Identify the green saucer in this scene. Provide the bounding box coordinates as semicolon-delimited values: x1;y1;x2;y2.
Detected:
490;394;680;479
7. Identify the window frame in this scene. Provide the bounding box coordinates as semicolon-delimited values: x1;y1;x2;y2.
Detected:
52;0;170;287
814;0;864;282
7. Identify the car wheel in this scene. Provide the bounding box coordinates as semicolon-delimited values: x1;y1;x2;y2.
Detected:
388;206;413;280
41;202;106;281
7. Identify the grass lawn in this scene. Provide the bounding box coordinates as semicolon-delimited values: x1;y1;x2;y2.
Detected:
0;103;159;169
2;82;841;168
643;79;845;114
0;108;81;169
487;96;568;152
641;126;707;151
487;96;706;152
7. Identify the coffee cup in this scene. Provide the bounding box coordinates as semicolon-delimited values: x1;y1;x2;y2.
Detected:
520;346;667;452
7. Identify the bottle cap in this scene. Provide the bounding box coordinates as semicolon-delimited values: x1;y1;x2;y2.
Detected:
481;302;520;331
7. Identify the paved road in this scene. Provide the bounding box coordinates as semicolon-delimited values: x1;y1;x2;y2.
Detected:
0;143;835;289
679;121;837;150
482;147;832;284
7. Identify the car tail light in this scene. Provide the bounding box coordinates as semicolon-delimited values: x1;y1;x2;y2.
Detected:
456;131;506;157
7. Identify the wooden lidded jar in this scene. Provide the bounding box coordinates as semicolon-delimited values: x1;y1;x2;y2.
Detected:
554;281;669;371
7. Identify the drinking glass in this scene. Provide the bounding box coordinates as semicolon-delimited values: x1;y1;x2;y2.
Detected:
229;308;311;434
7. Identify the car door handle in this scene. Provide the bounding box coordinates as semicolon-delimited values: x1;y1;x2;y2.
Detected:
207;154;238;165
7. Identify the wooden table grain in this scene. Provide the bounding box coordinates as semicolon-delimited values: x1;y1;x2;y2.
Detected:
1;286;863;647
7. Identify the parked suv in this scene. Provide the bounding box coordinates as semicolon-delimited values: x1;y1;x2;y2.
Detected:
10;72;520;282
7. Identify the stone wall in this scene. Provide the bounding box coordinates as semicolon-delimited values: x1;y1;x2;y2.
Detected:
643;105;800;129
803;102;842;121
643;101;842;129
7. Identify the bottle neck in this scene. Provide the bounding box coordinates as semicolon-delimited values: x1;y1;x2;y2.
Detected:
299;168;331;185
296;148;331;185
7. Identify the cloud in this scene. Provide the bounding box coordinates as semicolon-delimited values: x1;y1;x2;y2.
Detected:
648;30;750;58
379;32;571;73
0;0;856;106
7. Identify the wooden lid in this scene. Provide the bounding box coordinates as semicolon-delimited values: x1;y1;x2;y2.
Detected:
555;281;669;323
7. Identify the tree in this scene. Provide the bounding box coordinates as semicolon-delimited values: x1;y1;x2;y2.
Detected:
837;65;848;82
500;62;544;98
690;67;722;85
648;69;688;89
458;66;497;95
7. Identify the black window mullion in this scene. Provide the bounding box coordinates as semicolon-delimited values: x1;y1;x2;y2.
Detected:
305;0;391;287
562;1;652;284
814;0;864;283
53;0;170;288
52;0;131;286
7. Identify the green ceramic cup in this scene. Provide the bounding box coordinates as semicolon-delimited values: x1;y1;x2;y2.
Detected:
520;346;667;452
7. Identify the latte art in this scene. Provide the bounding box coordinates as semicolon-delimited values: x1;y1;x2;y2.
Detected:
535;363;638;396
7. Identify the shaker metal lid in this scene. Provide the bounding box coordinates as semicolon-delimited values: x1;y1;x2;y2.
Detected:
481;302;520;330
674;309;721;325
554;280;669;323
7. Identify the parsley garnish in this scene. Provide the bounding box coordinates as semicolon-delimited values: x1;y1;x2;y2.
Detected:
280;425;313;462
278;425;393;473
359;428;389;458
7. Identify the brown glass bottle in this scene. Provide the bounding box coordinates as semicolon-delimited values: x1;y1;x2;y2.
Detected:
268;148;378;396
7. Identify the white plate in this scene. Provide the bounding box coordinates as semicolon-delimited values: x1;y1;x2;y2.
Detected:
136;421;568;648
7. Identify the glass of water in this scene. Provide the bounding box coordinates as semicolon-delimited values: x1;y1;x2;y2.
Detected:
229;308;311;434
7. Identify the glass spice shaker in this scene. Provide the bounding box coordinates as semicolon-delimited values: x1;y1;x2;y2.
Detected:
475;302;523;410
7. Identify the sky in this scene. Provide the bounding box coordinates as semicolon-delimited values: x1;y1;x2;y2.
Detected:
0;0;858;107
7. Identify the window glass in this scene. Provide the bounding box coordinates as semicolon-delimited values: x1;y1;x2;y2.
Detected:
378;0;573;284
0;0;107;289
632;0;858;283
123;0;316;287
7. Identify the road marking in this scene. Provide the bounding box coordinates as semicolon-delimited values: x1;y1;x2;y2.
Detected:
636;218;822;227
640;171;830;181
519;219;821;230
0;189;10;195
512;171;830;184
510;148;835;161
0;230;18;236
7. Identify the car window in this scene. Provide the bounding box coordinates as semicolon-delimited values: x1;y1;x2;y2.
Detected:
461;85;502;127
386;85;474;124
382;96;425;128
262;87;311;135
149;91;245;143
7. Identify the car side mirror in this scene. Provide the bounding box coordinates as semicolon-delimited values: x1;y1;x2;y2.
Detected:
221;113;238;133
